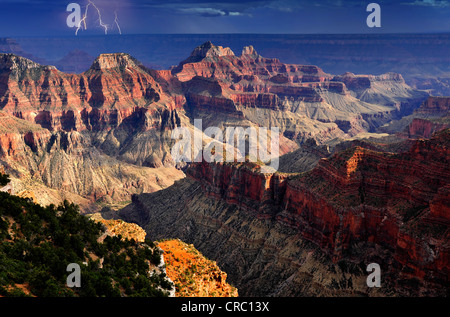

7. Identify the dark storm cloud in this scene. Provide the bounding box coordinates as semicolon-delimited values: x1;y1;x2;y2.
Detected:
122;0;269;16
0;0;445;18
105;0;450;19
118;0;450;12
0;0;449;36
406;0;450;7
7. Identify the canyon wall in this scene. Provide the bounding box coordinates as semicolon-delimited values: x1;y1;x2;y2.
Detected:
0;42;431;210
118;130;449;296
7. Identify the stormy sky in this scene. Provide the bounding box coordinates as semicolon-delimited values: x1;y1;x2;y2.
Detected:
0;0;449;36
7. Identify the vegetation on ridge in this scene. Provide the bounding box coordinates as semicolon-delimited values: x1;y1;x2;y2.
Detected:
0;173;172;297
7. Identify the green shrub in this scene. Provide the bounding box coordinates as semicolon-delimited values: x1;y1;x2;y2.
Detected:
0;192;170;297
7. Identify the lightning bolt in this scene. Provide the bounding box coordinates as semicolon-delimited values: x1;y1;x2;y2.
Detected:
114;10;122;35
75;0;121;36
90;0;109;34
75;3;88;36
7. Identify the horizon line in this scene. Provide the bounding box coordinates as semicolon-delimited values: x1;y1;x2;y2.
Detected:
2;31;450;39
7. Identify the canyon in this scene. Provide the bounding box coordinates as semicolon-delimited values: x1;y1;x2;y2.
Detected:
118;129;449;296
0;41;448;297
0;41;428;208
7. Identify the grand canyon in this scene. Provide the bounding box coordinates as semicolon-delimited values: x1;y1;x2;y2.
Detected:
0;39;448;297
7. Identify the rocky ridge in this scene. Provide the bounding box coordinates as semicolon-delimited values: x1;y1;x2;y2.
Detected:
118;129;449;296
0;40;446;298
0;42;430;210
158;239;238;297
379;96;450;139
89;212;237;297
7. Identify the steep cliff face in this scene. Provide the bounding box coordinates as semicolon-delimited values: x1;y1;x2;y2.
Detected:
0;53;182;133
158;239;238;297
188;132;449;281
379;96;450;138
0;111;185;208
281;134;449;278
406;97;450;138
408;118;449;138
0;43;430;210
187;160;289;216
173;43;329;84
172;43;427;144
118;130;449;296
0;53;189;206
0;42;444;297
0;45;427;145
415;96;450;115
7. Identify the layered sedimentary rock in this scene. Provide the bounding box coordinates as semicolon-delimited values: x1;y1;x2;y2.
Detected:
0;53;181;132
0;110;185;209
408;118;449;138
0;41;445;298
414;96;450;116
118;130;449;296
0;43;427;144
0;42;430;210
158;239;239;297
0;53;188;207
379;96;450;138
172;42;427;144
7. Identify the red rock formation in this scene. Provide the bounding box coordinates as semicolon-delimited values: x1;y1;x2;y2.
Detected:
187;130;450;289
1;42;426;147
415;96;450;115
284;134;449;284
0;43;434;215
173;43;330;84
229;93;282;110
169;42;427;144
0;53;180;132
408;118;449;138
0;132;23;157
188;160;288;217
404;96;450;138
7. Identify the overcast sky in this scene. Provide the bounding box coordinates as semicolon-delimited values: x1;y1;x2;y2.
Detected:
0;0;449;36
